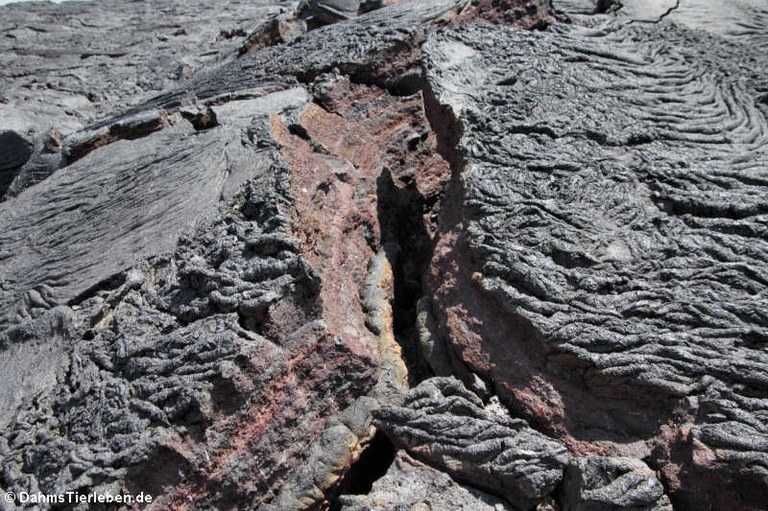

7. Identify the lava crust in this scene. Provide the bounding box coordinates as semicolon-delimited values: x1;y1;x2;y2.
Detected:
0;1;766;510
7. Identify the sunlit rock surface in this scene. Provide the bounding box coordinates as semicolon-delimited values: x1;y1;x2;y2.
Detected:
424;9;768;511
0;0;765;510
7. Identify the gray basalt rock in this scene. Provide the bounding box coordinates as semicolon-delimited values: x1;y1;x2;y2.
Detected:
0;118;271;330
0;0;293;125
0;98;378;505
340;451;515;511
423;15;768;511
127;0;470;114
297;0;385;24
0;1;485;508
1;0;765;509
0;0;295;198
561;457;672;511
553;0;768;49
374;378;569;509
0;143;380;508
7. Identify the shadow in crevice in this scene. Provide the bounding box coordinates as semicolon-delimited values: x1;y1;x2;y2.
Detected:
328;431;396;510
376;169;433;385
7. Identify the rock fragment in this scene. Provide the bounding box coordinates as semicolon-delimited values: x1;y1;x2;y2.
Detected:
374;378;569;509
340;451;515;511
422;16;768;511
560;457;672;511
297;0;387;25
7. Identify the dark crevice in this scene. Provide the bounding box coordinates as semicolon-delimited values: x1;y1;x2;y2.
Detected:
377;169;434;385
328;431;396;510
508;124;655;147
287;123;311;141
384;67;426;97
656;0;682;22
626;0;682;24
67;271;128;307
298;0;386;31
64;112;169;164
220;27;246;40
0;130;34;197
594;0;623;15
180;105;218;131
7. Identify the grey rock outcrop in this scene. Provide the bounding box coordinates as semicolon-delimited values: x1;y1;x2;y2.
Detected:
0;0;295;199
340;451;515;511
1;0;766;509
0;117;274;329
0;97;382;507
561;457;672;511
552;1;767;50
0;1;487;508
297;0;385;24
423;13;768;511
374;378;569;509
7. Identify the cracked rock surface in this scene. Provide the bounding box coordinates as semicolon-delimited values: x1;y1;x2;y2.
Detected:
561;456;672;511
0;0;295;198
339;450;515;511
1;0;766;510
374;377;569;509
424;7;768;511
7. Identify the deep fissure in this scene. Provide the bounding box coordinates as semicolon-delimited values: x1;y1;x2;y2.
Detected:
376;168;435;385
322;84;453;503
302;57;456;502
327;431;396;510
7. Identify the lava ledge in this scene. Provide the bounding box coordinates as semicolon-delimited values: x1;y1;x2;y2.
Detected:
423;17;768;511
374;377;568;509
339;450;516;511
373;378;672;510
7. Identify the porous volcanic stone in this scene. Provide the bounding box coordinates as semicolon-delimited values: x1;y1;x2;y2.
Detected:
339;451;515;511
2;0;765;509
0;0;295;199
374;378;569;509
561;456;672;511
423;16;768;511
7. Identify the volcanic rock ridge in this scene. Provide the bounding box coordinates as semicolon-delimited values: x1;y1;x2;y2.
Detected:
0;1;766;510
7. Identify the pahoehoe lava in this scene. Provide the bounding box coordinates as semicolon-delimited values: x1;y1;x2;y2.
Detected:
0;1;766;510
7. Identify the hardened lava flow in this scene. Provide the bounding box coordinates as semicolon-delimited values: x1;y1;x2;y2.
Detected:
1;1;767;511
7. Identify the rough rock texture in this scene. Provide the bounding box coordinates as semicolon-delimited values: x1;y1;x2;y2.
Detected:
0;0;295;199
0;112;280;329
1;0;766;510
662;0;768;48
561;457;672;511
0;96;386;509
423;11;768;511
339;450;515;511
374;378;569;509
0;1;487;509
614;0;768;49
552;1;768;48
297;0;389;24
0;0;292;119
